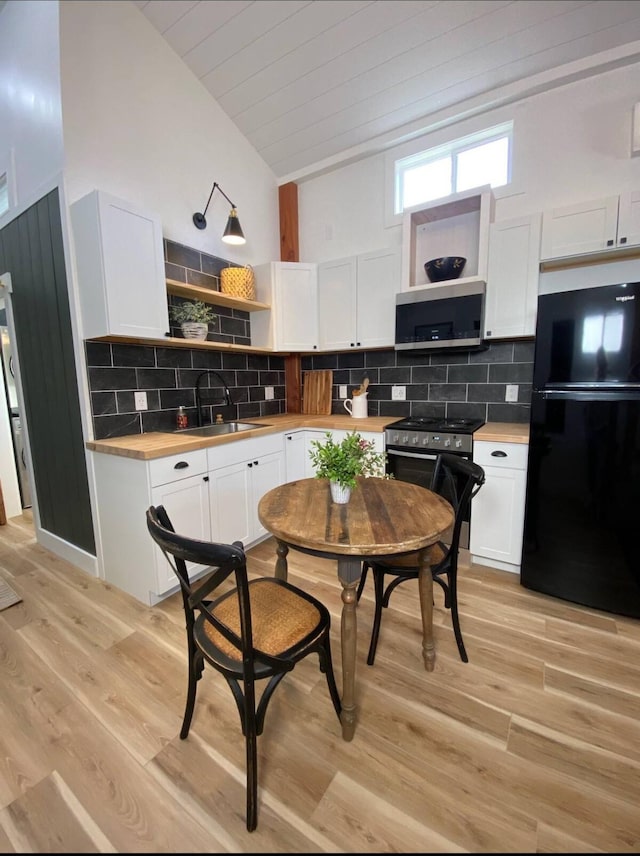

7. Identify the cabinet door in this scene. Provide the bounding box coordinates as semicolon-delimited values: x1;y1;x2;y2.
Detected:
616;189;640;248
356;248;400;348
469;465;526;569
485;215;541;339
284;431;307;482
209;460;252;547
318;257;357;350
250;451;285;541
151;474;210;593
71;190;169;339
276;263;318;350
540;196;619;259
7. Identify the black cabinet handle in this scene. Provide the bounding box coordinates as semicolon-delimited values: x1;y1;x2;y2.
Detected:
253;460;259;466
174;461;189;469
607;239;614;246
203;476;209;482
491;450;507;457
620;236;627;244
248;462;253;468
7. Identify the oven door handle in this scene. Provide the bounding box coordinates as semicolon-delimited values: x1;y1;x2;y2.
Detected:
386;448;439;461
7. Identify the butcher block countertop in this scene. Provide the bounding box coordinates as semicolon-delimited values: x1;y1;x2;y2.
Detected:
85;414;393;460
86;415;529;461
474;422;529;444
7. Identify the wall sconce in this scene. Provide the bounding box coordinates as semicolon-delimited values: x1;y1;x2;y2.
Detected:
192;182;246;245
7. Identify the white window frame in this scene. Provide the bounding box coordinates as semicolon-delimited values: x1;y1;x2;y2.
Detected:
385;122;512;227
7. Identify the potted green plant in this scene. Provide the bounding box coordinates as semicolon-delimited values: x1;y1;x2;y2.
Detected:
308;431;387;504
170;300;216;340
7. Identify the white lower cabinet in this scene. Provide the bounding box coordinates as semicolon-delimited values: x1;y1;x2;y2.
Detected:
284;430;308;481
470;440;528;574
92;448;210;605
208;433;285;547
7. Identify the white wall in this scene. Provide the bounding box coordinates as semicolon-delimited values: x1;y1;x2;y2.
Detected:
59;0;280;266
0;0;64;223
299;62;640;263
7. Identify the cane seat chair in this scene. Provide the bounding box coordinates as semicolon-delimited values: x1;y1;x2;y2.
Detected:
356;452;485;665
146;505;342;832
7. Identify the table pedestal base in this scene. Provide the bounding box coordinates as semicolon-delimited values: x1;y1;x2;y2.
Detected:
337;557;362;742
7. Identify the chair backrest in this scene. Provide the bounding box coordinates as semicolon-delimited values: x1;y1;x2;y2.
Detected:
430;452;485;562
146;505;274;676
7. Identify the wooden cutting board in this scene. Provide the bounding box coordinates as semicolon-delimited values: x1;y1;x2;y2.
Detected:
302;370;333;415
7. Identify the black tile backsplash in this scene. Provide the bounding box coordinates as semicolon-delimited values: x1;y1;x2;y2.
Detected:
302;340;534;424
85;238;534;438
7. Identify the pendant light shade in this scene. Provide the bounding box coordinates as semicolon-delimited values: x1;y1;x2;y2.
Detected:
192;182;246;245
222;208;245;245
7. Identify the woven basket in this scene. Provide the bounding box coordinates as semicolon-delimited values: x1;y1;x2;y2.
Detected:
220;265;255;300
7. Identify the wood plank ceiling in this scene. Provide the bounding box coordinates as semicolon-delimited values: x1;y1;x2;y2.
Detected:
133;1;640;181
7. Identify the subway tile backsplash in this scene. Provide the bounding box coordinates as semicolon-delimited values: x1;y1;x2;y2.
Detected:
302;340;534;424
85;238;534;438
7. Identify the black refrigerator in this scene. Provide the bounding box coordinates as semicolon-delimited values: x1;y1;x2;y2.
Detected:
521;280;640;618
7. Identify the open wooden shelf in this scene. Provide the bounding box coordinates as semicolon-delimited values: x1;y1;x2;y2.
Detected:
166;278;270;312
91;333;287;356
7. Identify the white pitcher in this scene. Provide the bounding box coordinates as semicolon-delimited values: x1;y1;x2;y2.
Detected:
344;392;368;418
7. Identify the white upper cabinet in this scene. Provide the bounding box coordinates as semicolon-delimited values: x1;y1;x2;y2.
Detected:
400;186;494;293
540;191;640;260
70;190;169;339
484;214;541;340
252;262;318;351
318;247;400;351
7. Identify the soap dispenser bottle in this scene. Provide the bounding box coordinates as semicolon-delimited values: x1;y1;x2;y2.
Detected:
176;406;188;429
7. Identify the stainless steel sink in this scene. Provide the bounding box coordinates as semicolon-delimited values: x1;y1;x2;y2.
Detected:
174;421;264;437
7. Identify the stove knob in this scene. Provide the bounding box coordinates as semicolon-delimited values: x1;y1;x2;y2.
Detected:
422;437;429;445
444;438;451;447
455;438;462;448
402;434;409;444
412;435;419;444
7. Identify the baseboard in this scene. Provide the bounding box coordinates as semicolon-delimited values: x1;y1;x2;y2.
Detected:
36;528;98;577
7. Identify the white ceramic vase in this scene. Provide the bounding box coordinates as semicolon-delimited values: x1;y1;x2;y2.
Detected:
330;481;352;504
181;322;208;340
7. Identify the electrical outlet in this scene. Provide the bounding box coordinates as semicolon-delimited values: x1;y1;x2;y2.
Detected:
134;391;148;410
265;386;274;400
392;385;406;401
505;384;519;402
339;385;347;399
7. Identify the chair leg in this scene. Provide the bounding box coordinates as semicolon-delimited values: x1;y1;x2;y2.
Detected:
180;645;202;739
244;682;259;832
366;567;385;665
318;635;342;718
355;561;369;601
448;571;468;663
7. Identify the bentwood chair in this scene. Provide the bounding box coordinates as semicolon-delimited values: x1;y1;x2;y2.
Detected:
356;452;485;664
146;505;342;832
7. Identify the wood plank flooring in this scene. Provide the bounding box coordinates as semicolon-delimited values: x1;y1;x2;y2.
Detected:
0;512;639;852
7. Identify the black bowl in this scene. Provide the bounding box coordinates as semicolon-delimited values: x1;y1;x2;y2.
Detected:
424;256;467;282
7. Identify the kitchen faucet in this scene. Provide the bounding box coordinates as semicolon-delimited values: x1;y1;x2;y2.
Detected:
195;370;233;426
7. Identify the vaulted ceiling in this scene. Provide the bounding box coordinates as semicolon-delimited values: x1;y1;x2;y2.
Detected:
133;1;640;181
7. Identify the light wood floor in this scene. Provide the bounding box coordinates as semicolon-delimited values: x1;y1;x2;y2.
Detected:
0;512;639;852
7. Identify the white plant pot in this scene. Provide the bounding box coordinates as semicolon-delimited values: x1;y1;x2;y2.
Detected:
181;322;208;340
330;481;352;504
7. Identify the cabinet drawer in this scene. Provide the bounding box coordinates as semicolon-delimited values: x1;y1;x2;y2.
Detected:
149;449;208;486
207;433;283;470
473;441;528;470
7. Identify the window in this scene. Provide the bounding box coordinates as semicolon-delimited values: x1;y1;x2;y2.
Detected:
394;123;512;215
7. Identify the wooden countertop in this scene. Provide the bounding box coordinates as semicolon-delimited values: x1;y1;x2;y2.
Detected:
85;414;394;460
474;422;529;444
86;415;530;461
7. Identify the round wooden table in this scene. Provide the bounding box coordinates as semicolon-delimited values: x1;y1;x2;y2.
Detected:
258;476;454;741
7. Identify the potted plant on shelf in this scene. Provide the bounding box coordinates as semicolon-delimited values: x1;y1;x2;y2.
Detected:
308;431;388;504
170;300;216;340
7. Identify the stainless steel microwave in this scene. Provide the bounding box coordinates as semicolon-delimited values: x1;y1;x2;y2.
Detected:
395;281;485;351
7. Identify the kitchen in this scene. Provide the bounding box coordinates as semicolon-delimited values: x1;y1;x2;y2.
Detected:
1;0;640;850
